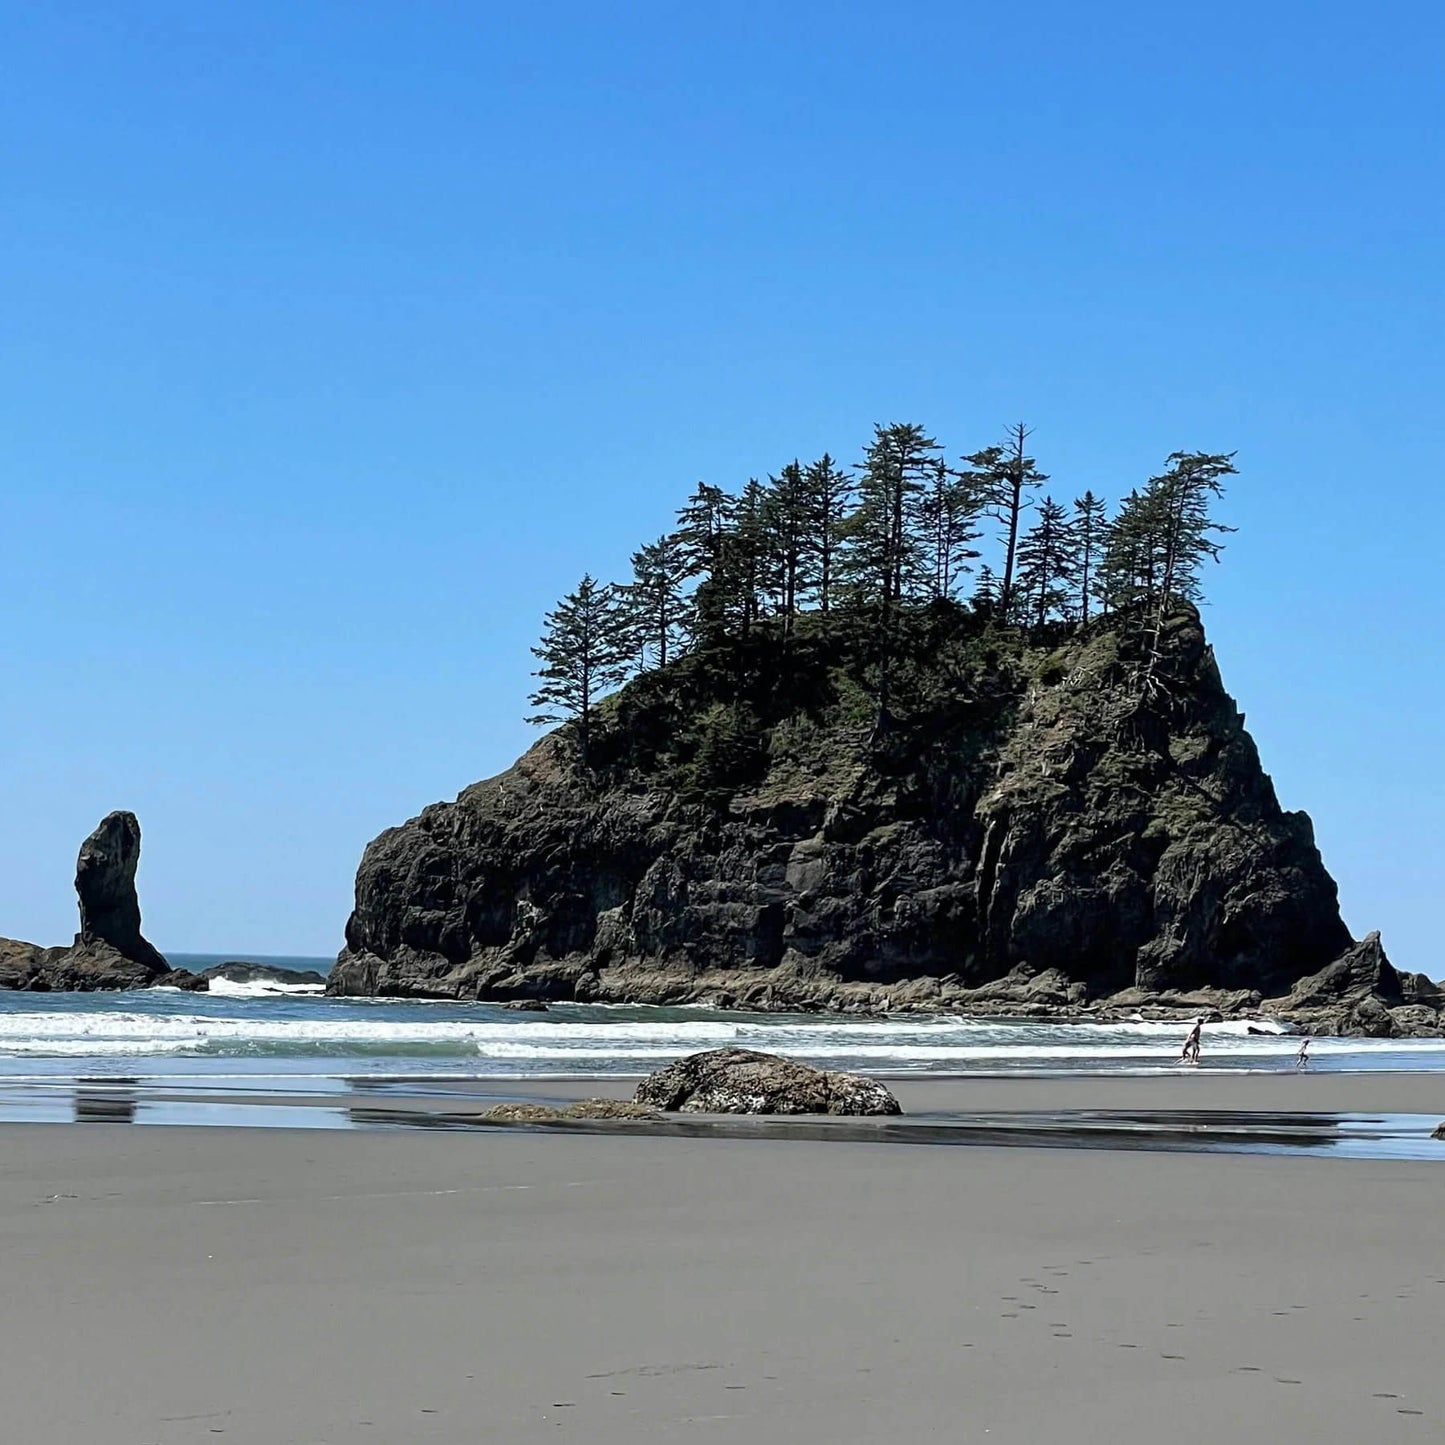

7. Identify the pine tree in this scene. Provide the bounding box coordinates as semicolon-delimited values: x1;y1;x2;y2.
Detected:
674;482;737;644
1072;490;1109;624
1140;451;1236;679
675;482;735;576
840;423;941;608
527;575;632;766
801;453;852;615
972;564;998;611
1095;488;1156;615
1014;496;1076;628
1146;451;1237;610
762;460;814;637
918;458;983;600
839;422;942;727
624;533;689;669
967;422;1048;619
733;477;771;638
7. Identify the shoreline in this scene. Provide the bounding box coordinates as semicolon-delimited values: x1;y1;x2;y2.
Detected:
2;1070;1441;1161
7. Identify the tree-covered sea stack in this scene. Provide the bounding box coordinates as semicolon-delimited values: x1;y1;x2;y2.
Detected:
332;421;1441;1038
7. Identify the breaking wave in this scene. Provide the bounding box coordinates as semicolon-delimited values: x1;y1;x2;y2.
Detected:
0;992;1440;1078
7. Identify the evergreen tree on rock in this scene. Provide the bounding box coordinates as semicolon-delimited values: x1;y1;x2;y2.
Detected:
1015;496;1077;627
839;422;942;727
1072;490;1109;623
624;534;689;669
968;422;1048;620
528;574;632;767
801;453;852;616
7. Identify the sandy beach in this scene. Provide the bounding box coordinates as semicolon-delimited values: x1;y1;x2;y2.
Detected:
0;1074;1439;1443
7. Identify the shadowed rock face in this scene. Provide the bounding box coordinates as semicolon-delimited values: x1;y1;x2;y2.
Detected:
75;811;167;973
327;607;1438;1035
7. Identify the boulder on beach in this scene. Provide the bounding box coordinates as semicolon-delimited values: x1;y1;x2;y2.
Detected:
634;1048;902;1116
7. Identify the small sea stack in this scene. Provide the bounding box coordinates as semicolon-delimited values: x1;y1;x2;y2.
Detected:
0;812;179;991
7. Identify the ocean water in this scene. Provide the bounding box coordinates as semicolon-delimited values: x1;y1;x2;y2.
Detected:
0;960;1442;1086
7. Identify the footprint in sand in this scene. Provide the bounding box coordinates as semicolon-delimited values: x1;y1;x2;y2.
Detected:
1234;1366;1261;1373
1274;1378;1302;1386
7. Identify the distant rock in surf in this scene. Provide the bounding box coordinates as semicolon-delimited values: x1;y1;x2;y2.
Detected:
199;961;327;989
635;1048;902;1116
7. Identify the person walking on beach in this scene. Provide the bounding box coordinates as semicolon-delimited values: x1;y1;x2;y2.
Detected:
1295;1036;1311;1071
1180;1018;1203;1066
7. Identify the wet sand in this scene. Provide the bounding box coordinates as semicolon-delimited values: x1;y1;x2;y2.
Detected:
1;1079;1442;1443
403;1068;1445;1117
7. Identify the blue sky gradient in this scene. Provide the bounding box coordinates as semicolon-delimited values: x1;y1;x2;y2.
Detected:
3;3;1442;965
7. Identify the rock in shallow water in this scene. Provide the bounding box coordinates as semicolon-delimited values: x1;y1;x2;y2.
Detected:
198;961;326;988
634;1048;902;1116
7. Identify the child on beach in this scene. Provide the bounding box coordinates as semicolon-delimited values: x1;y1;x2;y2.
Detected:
1295;1037;1311;1070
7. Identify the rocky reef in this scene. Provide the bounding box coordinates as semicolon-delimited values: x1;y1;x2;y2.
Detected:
329;605;1440;1036
0;812;183;991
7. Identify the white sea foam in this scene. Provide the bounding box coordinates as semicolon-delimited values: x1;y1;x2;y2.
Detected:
0;997;1437;1074
204;978;326;998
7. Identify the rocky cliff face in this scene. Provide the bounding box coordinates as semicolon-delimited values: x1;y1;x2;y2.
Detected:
330;607;1435;1033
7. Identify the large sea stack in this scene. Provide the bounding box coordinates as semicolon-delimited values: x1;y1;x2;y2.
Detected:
329;606;1439;1035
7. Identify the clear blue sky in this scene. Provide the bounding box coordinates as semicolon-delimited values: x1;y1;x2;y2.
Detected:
3;3;1441;968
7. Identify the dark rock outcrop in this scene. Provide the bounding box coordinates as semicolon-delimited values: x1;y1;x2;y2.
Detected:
153;968;209;991
1261;932;1440;1038
328;607;1439;1035
634;1048;902;1116
0;812;175;991
198;961;326;988
0;936;52;990
74;812;168;974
